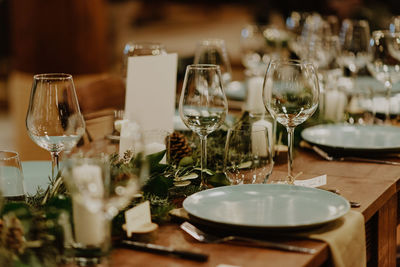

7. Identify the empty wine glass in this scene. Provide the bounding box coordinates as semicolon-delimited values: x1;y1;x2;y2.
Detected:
390;16;400;33
194;39;232;86
240;24;269;77
337;19;372;75
122;42;167;78
224;125;273;185
263;59;319;184
26;74;85;178
179;64;228;188
337;19;372;123
368;31;400;124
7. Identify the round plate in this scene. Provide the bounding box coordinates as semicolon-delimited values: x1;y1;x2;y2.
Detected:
183;184;349;230
301;124;400;154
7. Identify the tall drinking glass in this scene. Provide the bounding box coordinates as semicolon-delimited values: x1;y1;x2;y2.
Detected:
26;74;85;178
0;151;25;202
179;64;228;189
224;125;273;185
263;60;319;184
368;31;400;124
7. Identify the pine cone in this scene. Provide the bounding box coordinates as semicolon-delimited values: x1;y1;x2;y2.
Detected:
5;217;25;254
169;132;192;163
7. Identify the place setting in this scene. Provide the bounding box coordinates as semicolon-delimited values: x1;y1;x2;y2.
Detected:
4;7;400;267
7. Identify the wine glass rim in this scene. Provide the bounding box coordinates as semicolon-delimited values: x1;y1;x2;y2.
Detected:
34;73;72;80
187;64;221;70
228;125;269;133
198;38;226;45
372;30;400;37
125;41;165;49
269;59;314;66
0;150;20;161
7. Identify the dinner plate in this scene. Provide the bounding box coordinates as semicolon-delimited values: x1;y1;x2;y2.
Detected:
22;161;51;195
183;184;349;231
301;124;400;154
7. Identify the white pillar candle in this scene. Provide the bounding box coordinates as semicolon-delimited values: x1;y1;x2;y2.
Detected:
72;164;106;246
119;120;142;157
246;77;265;114
324;89;347;122
251;120;273;157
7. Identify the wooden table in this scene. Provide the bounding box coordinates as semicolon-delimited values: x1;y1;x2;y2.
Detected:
111;149;400;267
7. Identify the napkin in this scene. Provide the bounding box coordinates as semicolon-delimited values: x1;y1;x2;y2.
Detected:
171;209;366;267
300;210;366;267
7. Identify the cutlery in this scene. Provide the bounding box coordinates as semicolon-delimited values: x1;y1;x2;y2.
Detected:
321;188;361;208
300;141;400;166
119;240;209;262
180;222;316;254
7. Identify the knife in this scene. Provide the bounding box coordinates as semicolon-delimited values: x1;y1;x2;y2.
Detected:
119;240;209;262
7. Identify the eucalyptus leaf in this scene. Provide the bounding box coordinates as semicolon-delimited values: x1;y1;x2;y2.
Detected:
208;172;230;187
174;180;191;187
178;156;194;167
238;161;252;169
174;173;198;181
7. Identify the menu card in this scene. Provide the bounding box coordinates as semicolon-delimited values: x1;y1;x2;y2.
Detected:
125;54;178;132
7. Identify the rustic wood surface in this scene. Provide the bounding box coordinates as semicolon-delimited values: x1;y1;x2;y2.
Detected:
109;148;400;267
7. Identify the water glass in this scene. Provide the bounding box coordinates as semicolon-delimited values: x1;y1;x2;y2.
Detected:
224;125;274;185
0;151;25;202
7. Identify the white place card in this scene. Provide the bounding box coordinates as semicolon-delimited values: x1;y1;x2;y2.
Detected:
294;174;327;188
125;201;153;237
125;54;178;132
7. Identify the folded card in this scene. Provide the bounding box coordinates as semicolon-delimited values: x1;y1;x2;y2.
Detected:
125;54;178;132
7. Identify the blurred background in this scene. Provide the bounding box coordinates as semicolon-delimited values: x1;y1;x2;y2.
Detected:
0;0;400;158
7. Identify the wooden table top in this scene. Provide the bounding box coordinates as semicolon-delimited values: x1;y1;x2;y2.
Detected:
110;148;400;267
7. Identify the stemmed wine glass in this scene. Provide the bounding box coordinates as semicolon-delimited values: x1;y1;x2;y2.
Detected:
26;73;85;178
194;39;232;86
337;19;372;123
368;31;400;124
263;60;319;184
179;64;228;188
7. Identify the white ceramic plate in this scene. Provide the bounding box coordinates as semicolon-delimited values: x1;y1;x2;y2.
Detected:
22;161;51;195
183;184;349;230
301;124;400;153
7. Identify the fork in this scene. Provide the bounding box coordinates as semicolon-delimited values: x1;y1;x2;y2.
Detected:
180;221;316;254
301;141;400;166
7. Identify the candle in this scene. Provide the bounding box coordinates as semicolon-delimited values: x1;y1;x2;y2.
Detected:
252;121;273;157
72;164;107;246
246;77;265;114
324;89;347;122
119;120;142;157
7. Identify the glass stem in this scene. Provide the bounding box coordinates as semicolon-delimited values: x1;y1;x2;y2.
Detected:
200;135;208;189
286;127;295;184
384;80;392;124
50;151;60;179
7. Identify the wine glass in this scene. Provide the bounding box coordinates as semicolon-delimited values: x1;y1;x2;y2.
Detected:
179;64;228;188
122;42;167;78
26;73;85;178
337;19;372;123
368;31;400;124
263;59;319;184
390;16;400;33
194;39;232;86
240;24;269;77
224;124;273;185
337;19;372;75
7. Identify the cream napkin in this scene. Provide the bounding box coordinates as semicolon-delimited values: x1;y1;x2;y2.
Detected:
300;210;366;267
171;209;366;267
